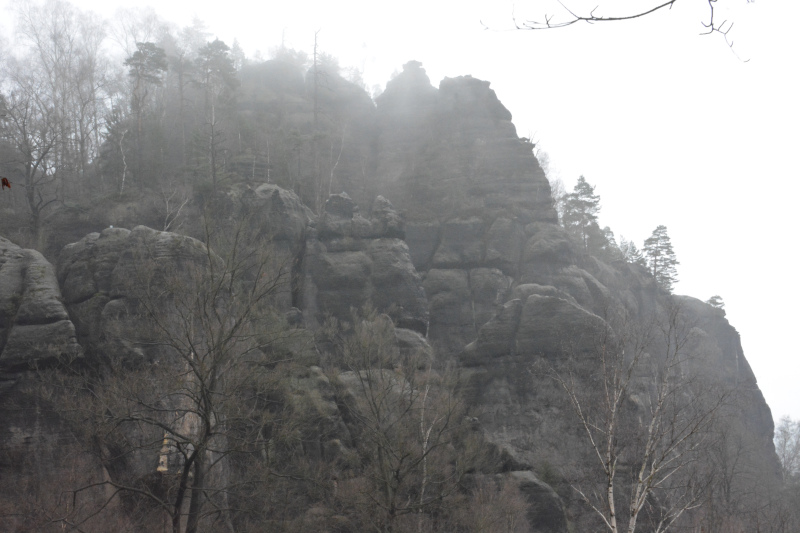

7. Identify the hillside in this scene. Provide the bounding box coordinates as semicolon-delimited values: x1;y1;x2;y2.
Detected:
0;59;787;532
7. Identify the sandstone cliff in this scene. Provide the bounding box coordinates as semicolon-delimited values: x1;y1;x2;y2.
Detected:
0;61;780;531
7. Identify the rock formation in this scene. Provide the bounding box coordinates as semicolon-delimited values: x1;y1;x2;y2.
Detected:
0;237;81;374
302;192;429;336
0;61;780;532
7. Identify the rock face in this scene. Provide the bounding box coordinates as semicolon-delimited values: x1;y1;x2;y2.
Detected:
676;295;778;461
0;63;781;531
203;182;316;310
55;227;221;484
0;239;88;530
302;192;429;335
371;62;590;352
57;226;215;359
375;62;555;224
368;64;778;526
0;237;81;375
510;471;569;533
461;293;608;366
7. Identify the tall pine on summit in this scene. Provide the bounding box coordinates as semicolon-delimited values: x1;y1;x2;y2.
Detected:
562;176;601;251
643;225;679;292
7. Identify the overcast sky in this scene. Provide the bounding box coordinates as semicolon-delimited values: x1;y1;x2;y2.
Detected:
2;0;797;423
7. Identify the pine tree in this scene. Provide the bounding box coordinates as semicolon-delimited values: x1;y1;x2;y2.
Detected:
194;39;239;190
124;42;168;190
563;176;601;251
600;226;624;261
643;225;679;292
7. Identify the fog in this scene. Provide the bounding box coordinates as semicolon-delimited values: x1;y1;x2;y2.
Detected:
1;0;796;423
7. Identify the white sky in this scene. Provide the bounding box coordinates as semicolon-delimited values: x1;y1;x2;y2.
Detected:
2;0;797;423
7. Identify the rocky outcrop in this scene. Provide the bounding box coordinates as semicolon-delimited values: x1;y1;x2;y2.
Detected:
57;226;215;359
0;238;91;530
462;292;608;366
374;60;439;191
302;192;429;335
371;65;584;349
510;471;569;533
0;60;782;531
375;62;556;225
676;295;778;467
0;237;81;375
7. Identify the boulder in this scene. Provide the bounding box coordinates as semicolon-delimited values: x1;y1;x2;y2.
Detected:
57;226;216;359
510;471;569;533
462;299;524;365
0;237;81;372
516;295;608;359
394;327;434;367
247;183;314;243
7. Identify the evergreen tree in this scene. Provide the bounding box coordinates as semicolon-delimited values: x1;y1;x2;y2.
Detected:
600;226;624;261
706;295;725;309
193;39;238;190
643;225;679;291
619;237;647;266
124;42;168;190
562;175;601;252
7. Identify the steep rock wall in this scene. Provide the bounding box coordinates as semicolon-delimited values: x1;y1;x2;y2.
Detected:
0;238;93;527
301;192;429;335
369;63;779;522
0;237;82;374
0;59;781;530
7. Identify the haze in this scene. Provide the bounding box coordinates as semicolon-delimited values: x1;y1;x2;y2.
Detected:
1;0;796;424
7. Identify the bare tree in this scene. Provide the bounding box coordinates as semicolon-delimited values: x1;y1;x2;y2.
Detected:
332;311;483;532
1;66;61;240
541;303;728;533
697;413;790;532
508;0;754;51
46;223;299;533
775;417;800;483
453;477;531;533
12;0;115;199
1;0;115;237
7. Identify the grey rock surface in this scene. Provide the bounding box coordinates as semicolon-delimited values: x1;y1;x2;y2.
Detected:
58;226;214;357
304;194;429;335
0;237;81;372
0;59;782;532
510;471;569;533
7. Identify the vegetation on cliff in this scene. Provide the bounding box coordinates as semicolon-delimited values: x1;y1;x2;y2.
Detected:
0;2;796;532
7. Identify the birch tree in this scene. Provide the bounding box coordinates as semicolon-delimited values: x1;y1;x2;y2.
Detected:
545;303;727;533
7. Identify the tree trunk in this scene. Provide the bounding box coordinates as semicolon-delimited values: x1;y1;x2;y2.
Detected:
185;456;206;533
